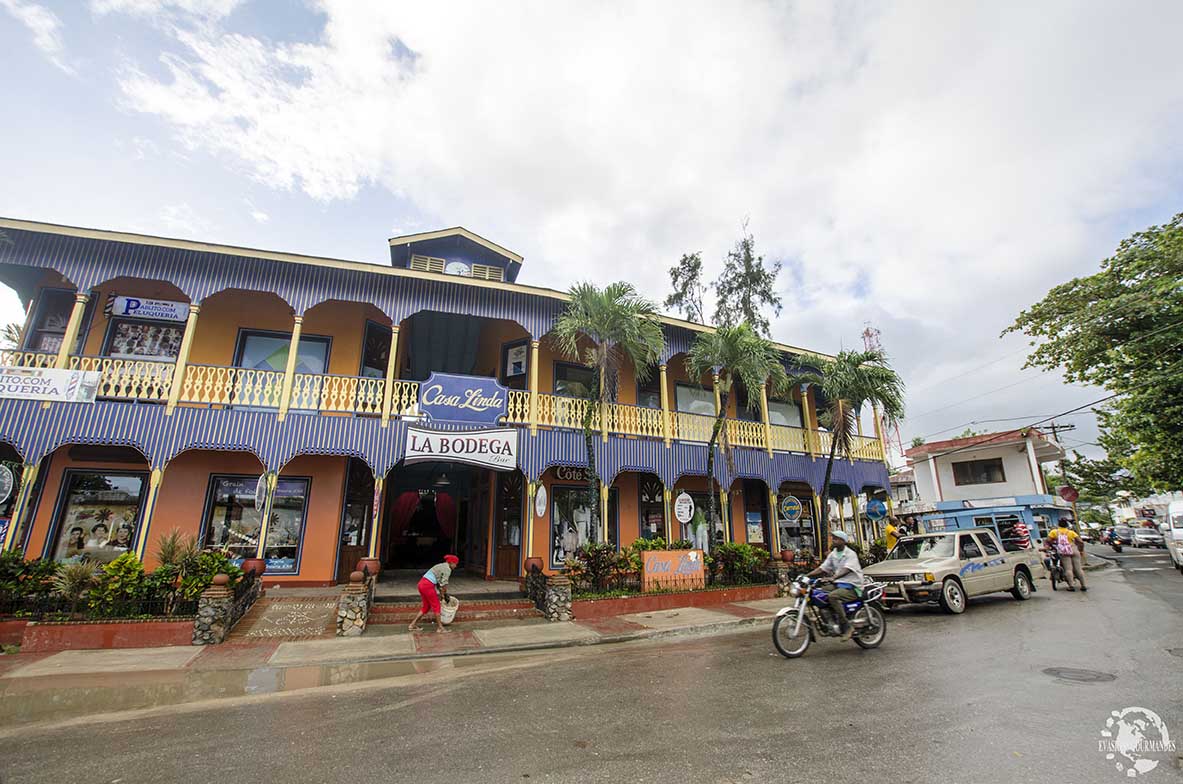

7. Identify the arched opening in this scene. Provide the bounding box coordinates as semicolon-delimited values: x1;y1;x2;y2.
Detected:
670;473;723;549
730;477;772;551
776;480;819;558
396;311;530;387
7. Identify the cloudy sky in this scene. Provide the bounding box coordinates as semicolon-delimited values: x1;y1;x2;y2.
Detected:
3;0;1182;465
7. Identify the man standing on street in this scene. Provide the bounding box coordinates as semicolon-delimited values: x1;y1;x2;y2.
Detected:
806;530;864;641
1049;518;1087;592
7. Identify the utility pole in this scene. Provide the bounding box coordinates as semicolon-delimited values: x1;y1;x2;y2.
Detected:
1045;420;1080;534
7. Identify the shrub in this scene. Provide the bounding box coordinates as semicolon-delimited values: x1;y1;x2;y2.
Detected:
89;553;147;617
52;562;97;617
709;542;767;585
565;542;620;592
667;539;694;550
866;537;888;566
0;552;60;599
178;550;242;600
620;537;667;572
155;529;198;567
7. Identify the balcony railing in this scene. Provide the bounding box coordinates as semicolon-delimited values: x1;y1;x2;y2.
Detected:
0;354;885;461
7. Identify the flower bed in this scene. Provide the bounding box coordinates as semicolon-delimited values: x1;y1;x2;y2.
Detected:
573;583;778;621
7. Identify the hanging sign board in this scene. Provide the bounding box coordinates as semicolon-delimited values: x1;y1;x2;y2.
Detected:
0;465;13;506
534;483;548;518
110;296;189;322
674;492;695;524
0;367;100;403
865;499;887;521
404;425;518;471
779;495;803;522
418;373;508;425
254;475;267;512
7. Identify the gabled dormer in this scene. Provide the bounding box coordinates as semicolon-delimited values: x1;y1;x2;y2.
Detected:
388;227;523;284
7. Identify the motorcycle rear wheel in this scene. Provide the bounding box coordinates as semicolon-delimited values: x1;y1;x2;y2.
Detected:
772;611;811;658
853;605;886;649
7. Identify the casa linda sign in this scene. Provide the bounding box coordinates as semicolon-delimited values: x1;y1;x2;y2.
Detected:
418;372;508;425
404;425;519;471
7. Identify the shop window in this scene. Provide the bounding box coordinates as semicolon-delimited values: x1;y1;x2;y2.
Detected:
234;330;331;409
768;399;803;428
359;320;391;379
24;288;79;354
48;470;146;564
550;484;618;568
675;384;714;415
339;459;375;549
680;491;724;548
638;475;664;540
201;475;311;573
554;362;595;399
952;458;1006;485
637;374;662;410
103;319;184;360
743;480;768;545
500;340;529;390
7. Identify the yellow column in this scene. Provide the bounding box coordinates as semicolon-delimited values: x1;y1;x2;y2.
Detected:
769;487;780;552
2;463;40;552
254;472;277;559
812;494;824;552
525;481;536;558
276;316;303;422
802;384;818;459
53;293;89;369
712;371;722;414
852;493;863;547
856;407;865;437
659;364;671;446
663;487;672;541
719;489;730;543
367;476;385;559
528;340;541;436
380;325;401;427
760;381;773;456
165;304;201;415
134;466;165;560
599;373;609;443
600;482;610;543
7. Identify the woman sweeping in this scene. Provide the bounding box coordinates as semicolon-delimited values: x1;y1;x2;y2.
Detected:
409;554;460;633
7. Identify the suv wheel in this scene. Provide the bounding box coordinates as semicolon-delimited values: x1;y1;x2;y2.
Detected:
939;578;966;614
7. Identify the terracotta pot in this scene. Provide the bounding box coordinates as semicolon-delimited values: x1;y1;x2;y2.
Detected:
240;558;267;576
356;557;382;577
780;549;794;563
524;556;544;574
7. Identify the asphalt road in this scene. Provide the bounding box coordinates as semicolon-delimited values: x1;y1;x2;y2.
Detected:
2;565;1181;784
1086;542;1182;612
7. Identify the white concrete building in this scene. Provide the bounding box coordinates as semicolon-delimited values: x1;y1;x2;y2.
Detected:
905;428;1064;504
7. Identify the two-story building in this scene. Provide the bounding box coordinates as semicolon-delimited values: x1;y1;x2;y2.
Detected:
0;217;888;585
905;428;1072;547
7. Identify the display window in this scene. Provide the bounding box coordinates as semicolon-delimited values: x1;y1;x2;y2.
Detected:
103;319;184;360
679;490;725;548
201;475;311;573
550;484;618;568
47;470;146;564
638;475;664;540
675;384;714;415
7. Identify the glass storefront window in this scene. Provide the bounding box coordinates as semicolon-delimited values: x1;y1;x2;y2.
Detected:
768;399;803;428
675;384;715;415
103;319;184;360
24;289;76;354
680;491;723;548
202;475;310;573
49;470;146;564
497;472;524;547
638;475;664;540
550;485;617;567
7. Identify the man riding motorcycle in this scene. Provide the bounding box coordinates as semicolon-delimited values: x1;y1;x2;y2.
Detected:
806;530;864;641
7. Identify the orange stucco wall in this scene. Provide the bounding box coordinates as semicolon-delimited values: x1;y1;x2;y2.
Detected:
25;447;349;585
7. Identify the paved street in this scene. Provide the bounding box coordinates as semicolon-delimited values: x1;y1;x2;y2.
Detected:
1;564;1180;784
1087;543;1182;612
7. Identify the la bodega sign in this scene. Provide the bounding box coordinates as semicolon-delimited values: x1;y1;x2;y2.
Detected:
404;426;519;471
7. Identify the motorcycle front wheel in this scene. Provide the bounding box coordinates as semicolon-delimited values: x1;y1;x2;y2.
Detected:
772;611;811;658
853;605;887;649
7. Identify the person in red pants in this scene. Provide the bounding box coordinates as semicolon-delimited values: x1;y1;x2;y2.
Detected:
409;554;460;633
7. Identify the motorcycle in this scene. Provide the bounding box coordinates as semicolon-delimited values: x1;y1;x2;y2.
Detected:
1105;529;1123;553
772;575;887;658
1044;550;1067;590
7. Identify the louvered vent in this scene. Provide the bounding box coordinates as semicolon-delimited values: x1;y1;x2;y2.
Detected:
470;264;504;281
409;254;445;274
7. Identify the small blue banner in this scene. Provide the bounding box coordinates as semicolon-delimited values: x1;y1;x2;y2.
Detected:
865;499;887;521
418;373;509;425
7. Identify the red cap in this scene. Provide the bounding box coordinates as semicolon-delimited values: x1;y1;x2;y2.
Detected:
444;554;460;566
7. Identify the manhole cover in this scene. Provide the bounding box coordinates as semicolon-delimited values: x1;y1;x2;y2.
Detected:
1168;648;1183;659
1042;667;1117;683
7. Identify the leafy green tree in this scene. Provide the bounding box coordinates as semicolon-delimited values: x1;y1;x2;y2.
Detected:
795;349;905;546
910;436;926;448
664;252;706;323
553;282;665;539
713;221;782;337
686;323;789;547
1007;213;1183;488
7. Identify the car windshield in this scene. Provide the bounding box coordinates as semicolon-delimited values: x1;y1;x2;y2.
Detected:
887;535;955;560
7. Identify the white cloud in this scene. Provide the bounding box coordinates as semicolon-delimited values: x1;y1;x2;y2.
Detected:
158;202;207;236
102;1;1183;459
243;198;269;224
1;0;74;74
90;0;241;20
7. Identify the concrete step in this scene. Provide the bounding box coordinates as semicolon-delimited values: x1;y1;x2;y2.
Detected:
369;599;542;624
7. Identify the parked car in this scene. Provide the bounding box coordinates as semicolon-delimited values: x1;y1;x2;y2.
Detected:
1132;527;1166;548
1168;503;1183;574
863;528;1042;614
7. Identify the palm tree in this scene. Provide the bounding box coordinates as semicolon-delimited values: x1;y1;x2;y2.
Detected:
552;282;665;540
794;349;905;547
686;323;789;548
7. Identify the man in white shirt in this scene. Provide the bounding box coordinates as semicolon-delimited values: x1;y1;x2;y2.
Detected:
806;530;865;641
